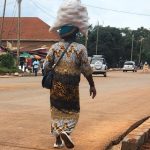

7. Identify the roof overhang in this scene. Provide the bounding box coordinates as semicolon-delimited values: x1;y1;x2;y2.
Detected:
1;39;59;42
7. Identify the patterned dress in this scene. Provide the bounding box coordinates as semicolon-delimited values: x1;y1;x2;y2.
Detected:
46;41;92;136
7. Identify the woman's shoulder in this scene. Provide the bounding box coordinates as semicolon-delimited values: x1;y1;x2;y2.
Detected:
73;42;87;53
73;42;85;47
52;41;68;48
50;42;86;53
49;42;64;52
51;42;62;48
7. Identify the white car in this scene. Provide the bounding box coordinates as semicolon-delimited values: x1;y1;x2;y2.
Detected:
90;57;107;77
123;61;137;72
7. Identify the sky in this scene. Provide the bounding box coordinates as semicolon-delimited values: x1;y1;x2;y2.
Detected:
1;0;150;30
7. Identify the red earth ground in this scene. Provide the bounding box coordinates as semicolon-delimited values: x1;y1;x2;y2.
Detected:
0;71;150;150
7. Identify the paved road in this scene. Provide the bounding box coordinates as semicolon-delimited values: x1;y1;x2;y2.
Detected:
0;71;150;150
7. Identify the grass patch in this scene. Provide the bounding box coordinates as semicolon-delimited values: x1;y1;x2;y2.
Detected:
0;66;22;74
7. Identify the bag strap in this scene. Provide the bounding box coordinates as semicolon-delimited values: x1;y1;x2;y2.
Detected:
52;42;71;70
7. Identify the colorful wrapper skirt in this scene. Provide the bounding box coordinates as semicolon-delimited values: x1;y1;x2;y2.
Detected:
50;77;80;136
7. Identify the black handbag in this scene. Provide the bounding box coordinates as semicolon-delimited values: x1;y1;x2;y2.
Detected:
42;43;71;89
42;70;54;89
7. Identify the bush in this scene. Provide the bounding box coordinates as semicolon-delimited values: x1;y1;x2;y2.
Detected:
0;53;15;69
0;66;22;74
0;67;10;73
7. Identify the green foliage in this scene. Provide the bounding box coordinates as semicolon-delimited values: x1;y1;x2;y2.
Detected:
0;53;15;69
0;66;21;74
77;26;150;67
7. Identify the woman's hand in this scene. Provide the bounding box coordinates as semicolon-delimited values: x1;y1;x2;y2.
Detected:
90;86;96;99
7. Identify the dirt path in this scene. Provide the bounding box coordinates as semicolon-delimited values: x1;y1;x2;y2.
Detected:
0;71;150;150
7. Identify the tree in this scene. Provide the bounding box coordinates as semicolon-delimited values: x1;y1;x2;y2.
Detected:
77;25;150;67
0;53;15;68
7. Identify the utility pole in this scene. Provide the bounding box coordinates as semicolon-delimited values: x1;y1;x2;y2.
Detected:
16;0;22;66
139;37;144;64
85;32;88;48
96;21;99;55
0;0;7;46
130;34;134;61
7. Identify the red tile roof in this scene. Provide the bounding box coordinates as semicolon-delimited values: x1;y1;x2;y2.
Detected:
0;17;59;41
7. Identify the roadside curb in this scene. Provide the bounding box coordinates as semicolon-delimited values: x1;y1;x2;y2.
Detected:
121;117;150;150
105;116;150;150
0;73;42;78
0;75;15;78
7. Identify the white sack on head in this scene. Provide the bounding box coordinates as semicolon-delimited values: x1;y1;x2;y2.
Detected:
49;0;89;36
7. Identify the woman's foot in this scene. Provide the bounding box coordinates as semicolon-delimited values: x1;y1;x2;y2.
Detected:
54;135;64;149
60;131;74;149
53;143;64;149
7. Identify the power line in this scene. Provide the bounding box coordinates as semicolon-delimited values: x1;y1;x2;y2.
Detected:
34;0;56;15
30;0;56;19
85;4;150;17
0;1;14;8
34;0;56;18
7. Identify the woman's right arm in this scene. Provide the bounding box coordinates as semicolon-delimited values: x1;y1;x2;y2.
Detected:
80;45;96;99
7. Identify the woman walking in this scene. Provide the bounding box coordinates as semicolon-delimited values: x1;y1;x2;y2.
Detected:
44;0;96;149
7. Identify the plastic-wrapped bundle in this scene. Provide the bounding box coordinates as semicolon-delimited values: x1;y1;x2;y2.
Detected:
49;0;89;36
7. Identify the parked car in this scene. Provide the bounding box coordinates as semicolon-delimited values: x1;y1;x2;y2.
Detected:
123;61;137;72
90;55;107;77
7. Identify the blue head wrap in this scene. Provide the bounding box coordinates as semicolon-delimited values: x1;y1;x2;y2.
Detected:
59;24;79;38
